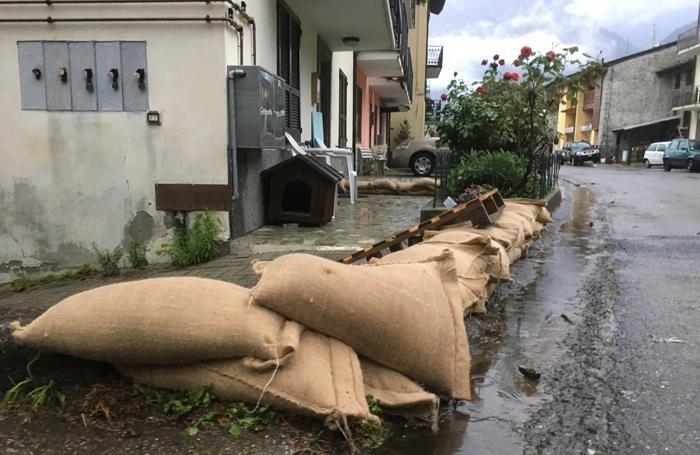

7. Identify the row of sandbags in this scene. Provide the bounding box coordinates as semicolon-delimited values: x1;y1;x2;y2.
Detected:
339;177;437;196
10;199;551;430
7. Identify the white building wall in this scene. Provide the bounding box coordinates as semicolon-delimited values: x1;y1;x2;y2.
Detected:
0;4;232;281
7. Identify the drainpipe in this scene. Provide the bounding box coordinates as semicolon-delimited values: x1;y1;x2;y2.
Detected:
352;51;358;166
230;1;256;65
227;67;246;238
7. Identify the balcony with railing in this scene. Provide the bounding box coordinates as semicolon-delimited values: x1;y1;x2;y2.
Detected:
358;0;412;108
426;45;444;79
671;85;700;109
678;29;700;54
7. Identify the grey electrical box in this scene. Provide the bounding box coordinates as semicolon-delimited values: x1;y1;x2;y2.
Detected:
96;42;123;111
121;42;148;112
44;42;72;111
69;42;97;111
18;41;47;110
230;66;286;150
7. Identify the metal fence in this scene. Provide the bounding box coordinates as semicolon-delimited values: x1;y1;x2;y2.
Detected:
432;149;560;207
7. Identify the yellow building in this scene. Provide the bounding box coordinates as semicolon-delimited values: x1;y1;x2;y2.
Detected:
556;84;601;148
389;0;444;146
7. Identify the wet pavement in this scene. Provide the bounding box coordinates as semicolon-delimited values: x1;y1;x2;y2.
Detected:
230;194;430;255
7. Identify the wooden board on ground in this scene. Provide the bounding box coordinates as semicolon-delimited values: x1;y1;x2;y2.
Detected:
339;189;505;264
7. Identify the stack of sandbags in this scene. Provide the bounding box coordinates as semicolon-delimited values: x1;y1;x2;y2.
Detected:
356;178;436;196
250;252;470;401
11;278;375;422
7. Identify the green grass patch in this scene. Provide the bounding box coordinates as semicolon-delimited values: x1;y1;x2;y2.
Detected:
10;264;95;292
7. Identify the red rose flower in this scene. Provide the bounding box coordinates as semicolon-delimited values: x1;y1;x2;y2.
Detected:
513;60;521;67
520;46;532;58
493;54;500;60
511;72;520;82
503;72;513;81
440;93;448;101
546;51;556;61
490;62;499;70
453;71;459;77
499;59;505;66
481;59;488;66
475;86;487;94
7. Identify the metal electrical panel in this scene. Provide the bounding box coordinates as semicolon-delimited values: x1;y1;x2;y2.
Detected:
17;42;46;110
230;66;286;150
121;42;148;111
96;42;123;111
44;42;72;111
69;42;97;111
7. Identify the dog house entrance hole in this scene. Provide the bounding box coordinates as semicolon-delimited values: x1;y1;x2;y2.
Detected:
281;180;312;214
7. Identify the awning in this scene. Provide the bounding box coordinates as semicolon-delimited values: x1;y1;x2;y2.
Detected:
612;116;680;132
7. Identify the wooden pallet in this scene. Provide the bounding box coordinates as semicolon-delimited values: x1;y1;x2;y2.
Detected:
339;189;505;264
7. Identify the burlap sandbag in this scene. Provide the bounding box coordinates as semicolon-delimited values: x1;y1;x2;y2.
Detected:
423;230;511;282
12;277;302;366
505;198;553;224
119;330;375;422
371;178;399;192
251;252;470;400
360;358;439;425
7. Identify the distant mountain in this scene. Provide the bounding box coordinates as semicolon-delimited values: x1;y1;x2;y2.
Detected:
661;22;696;45
594;27;642;62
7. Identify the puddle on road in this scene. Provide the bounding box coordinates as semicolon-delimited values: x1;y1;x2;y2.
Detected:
380;185;598;454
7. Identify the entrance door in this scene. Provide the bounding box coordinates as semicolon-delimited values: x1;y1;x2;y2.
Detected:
317;37;332;146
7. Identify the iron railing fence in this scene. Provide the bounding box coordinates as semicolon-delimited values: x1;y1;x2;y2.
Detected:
432;148;560;207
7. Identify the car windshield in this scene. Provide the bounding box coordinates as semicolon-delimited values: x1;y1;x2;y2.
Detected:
645;144;656;151
571;142;591;150
689;141;700;150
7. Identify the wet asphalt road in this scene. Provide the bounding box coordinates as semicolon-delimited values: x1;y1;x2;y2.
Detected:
526;164;700;454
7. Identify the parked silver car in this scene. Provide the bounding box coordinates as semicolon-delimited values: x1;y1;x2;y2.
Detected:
390;137;439;176
643;141;670;168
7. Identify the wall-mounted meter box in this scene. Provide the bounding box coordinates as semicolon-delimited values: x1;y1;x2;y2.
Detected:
229;66;286;150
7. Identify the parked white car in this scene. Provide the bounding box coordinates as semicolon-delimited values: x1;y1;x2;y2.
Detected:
643;141;670;168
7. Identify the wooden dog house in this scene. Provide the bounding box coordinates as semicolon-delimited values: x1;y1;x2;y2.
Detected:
261;154;342;226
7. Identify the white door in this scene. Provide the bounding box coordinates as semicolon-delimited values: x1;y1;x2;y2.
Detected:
654;144;667;165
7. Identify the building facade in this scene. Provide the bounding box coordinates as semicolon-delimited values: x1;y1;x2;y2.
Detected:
555;42;693;162
0;0;412;281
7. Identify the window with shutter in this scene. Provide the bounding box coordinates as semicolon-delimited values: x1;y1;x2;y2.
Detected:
277;1;301;132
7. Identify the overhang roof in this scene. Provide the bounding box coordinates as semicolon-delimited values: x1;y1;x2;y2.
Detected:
612;116;680;132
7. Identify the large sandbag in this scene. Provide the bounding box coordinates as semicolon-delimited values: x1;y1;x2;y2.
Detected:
251;252;470;400
424;230;511;282
12;277;302;366
505;198;552;224
119;330;375;422
371;178;399;192
360;358;438;425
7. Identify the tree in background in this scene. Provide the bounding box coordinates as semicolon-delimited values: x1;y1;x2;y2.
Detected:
438;46;602;196
394;119;413;146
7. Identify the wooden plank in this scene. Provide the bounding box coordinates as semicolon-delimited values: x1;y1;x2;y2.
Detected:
155;184;231;211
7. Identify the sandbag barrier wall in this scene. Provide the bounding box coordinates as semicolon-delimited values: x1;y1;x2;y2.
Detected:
10;199;552;433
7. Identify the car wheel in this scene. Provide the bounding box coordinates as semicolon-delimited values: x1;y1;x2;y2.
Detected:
663;160;671;172
688;159;695;173
644;159;651;169
410;151;434;177
593;156;601;164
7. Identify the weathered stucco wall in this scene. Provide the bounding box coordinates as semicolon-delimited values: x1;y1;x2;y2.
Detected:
598;44;687;156
0;4;237;282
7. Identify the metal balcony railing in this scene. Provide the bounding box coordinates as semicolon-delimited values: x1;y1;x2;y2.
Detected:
389;0;412;103
671;85;700;108
678;29;700;52
427;45;443;68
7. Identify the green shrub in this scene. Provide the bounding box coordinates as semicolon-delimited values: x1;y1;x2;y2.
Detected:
127;241;148;268
448;150;527;197
92;243;123;277
395;119;413;145
158;211;222;267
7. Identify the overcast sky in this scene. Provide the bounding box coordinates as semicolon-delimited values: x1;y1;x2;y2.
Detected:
428;0;699;96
